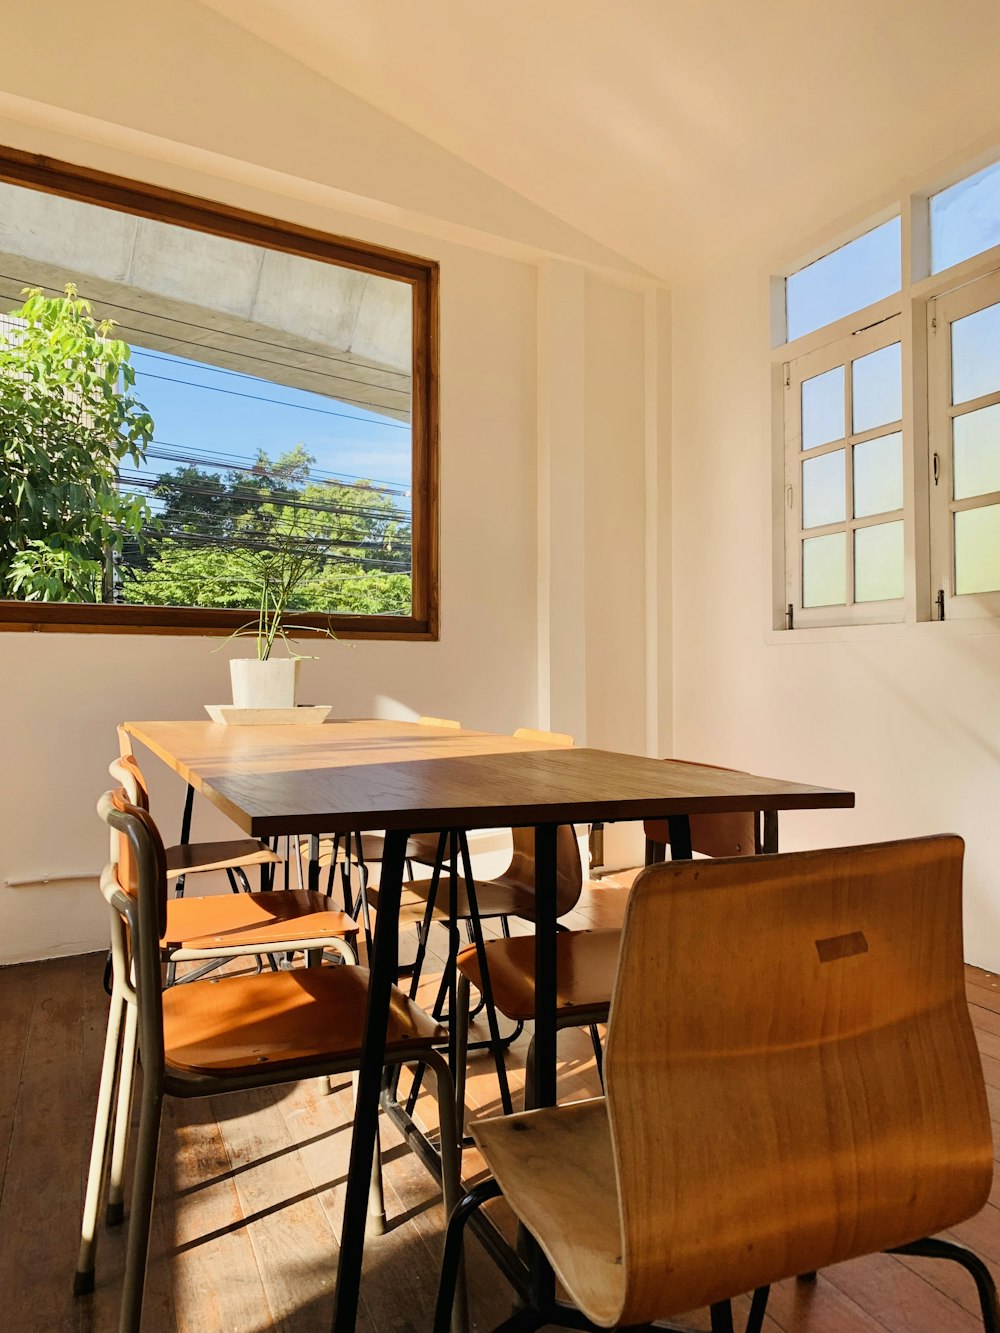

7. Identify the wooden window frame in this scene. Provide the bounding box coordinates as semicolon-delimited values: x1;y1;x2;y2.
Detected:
0;145;439;640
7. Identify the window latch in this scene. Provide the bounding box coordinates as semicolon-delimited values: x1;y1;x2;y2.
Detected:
933;452;940;485
936;588;945;621
786;602;794;630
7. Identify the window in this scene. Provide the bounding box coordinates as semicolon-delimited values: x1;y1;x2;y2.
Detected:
0;147;438;638
776;148;1000;631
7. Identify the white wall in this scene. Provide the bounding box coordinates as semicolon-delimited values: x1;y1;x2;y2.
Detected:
0;3;665;963
671;258;1000;970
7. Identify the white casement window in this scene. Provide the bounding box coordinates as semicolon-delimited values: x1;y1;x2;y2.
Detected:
775;151;1000;633
784;316;904;627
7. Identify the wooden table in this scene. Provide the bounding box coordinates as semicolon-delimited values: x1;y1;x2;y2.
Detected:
123;718;855;1330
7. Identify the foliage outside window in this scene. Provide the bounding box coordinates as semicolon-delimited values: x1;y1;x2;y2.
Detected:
0;147;438;638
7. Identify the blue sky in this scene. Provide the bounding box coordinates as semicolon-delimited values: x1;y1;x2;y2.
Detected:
128;345;413;504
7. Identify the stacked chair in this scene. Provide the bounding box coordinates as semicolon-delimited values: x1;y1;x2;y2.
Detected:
436;837;999;1333
76;787;461;1333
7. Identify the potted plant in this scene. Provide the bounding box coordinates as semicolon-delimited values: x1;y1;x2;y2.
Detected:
221;514;335;709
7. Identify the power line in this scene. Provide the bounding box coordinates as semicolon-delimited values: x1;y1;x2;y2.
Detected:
119;472;414;527
143;438;411;496
136;369;411;429
130;345;410;401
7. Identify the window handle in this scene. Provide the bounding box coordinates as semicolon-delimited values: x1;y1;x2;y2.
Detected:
933;452;940;485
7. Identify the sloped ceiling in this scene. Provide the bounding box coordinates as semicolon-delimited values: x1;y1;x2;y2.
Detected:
197;0;1000;281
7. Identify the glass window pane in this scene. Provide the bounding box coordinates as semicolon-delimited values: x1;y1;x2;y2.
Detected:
854;521;904;602
931;159;1000;274
802;450;845;528
952;302;1000;405
802;532;846;607
955;504;1000;595
801;365;844;449
853;432;903;518
786;218;901;342
852;342;902;433
954;404;1000;500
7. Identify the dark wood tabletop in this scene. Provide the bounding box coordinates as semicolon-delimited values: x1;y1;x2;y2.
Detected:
123;718;854;836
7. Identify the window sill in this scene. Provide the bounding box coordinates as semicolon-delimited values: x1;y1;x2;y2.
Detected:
765;616;1000;646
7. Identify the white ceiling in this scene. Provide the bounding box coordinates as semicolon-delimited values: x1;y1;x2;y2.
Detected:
198;0;1000;281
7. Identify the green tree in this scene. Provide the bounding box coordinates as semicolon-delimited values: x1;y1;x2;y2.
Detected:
0;286;155;601
123;446;412;615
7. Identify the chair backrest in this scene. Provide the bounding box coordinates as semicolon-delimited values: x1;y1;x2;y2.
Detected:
418;715;461;729
109;753;151;812
97;789;169;1069
513;726;574;747
503;824;583;919
602;836;992;1326
643;758;757;858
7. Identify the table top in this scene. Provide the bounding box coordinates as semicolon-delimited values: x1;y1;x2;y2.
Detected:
123;718;854;837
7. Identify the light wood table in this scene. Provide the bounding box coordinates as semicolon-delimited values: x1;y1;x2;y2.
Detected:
123;717;855;1331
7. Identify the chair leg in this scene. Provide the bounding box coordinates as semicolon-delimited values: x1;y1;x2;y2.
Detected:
357;861;374;959
74;992;127;1294
710;1301;735;1333
746;1286;770;1333
588;1024;604;1089
890;1237;1000;1333
350;1071;387;1236
454;974;471;1144
424;1049;467;1332
433;1178;503;1333
106;1002;139;1225
118;1058;164;1333
464;881;513;1115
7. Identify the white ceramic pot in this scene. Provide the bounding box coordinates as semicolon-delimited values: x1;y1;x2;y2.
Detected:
230;657;300;709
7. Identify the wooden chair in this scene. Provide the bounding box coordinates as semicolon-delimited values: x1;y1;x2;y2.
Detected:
643;758;759;864
435;837;998;1333
451;782;759;1127
112;746;282;898
76;790;462;1333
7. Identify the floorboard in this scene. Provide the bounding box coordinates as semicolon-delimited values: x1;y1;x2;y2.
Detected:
1;894;999;1332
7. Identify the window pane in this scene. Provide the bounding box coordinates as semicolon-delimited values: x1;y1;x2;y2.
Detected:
802;532;846;607
801;365;844;449
952;301;1000;405
786;218;901;342
955;504;1000;595
854;521;903;602
931;158;1000;274
852;342;901;433
854;432;903;518
954;404;1000;500
802;450;845;528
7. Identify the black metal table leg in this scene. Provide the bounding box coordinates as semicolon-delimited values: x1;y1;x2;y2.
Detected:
666;815;693;861
331;828;405;1332
763;811;779;854
308;833;320;893
529;822;558;1307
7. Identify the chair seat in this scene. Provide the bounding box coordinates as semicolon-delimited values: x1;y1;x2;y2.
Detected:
471;1098;623;1328
166;837;282;879
369;873;536;924
456;929;620;1022
163;965;446;1078
163;890;358;951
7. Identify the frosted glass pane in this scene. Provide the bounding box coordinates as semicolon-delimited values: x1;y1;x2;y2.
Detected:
854;521;904;602
802;532;846;607
786;217;901;341
955;505;1000;594
854;432;903;518
801;450;845;528
802;366;844;449
931;159;1000;273
852;343;901;433
952;302;1000;405
954;404;1000;500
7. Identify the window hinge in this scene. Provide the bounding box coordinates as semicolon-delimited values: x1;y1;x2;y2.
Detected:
784;364;790;389
936;588;945;621
786;602;794;630
786;484;793;509
933;452;940;485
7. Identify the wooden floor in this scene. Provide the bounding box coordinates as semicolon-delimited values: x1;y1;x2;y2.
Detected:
3;873;1000;1332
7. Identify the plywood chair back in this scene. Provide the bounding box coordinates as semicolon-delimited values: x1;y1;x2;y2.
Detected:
598;836;992;1327
498;823;583;920
643;758;757;858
